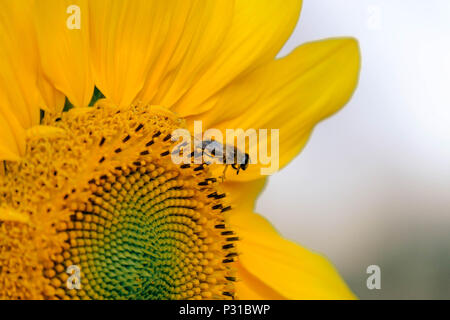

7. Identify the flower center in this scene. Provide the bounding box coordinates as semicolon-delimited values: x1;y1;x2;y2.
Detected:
0;102;236;300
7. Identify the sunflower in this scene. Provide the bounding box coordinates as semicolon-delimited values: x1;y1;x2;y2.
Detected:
0;0;360;300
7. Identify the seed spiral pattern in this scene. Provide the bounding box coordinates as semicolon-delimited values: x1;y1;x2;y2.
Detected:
0;102;237;300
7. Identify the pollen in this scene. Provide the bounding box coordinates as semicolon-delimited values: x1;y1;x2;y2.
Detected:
0;102;237;300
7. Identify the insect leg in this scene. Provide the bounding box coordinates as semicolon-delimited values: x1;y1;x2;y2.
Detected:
220;164;229;182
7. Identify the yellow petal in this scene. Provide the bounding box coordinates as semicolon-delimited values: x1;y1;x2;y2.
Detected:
0;142;22;162
34;0;93;108
0;0;41;159
135;0;301;116
170;0;302;116
0;207;30;224
234;262;285;300
229;211;356;300
89;0;196;108
0;105;26;160
36;72;66;114
25;125;66;140
192;38;360;181
221;178;267;212
137;0;234;109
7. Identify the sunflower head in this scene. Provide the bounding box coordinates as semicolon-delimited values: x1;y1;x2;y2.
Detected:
0;0;360;300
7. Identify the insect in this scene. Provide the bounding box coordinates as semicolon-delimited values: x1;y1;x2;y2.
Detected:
198;139;250;181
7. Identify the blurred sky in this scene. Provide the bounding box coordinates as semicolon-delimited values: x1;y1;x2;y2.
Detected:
256;0;450;299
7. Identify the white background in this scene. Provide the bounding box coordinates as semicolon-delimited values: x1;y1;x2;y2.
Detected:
257;0;450;299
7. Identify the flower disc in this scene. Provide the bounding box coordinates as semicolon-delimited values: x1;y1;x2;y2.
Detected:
0;103;237;300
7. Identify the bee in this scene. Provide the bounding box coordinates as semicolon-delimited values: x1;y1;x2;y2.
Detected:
198;139;250;181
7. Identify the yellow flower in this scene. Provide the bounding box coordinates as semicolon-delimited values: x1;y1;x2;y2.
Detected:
0;0;360;300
